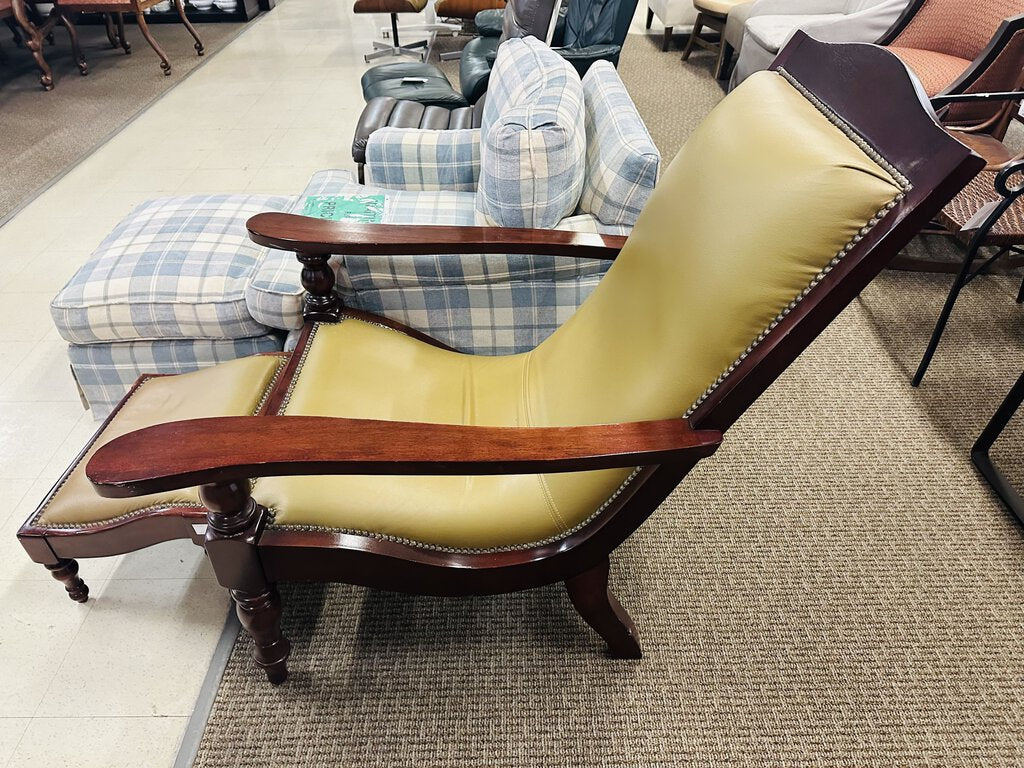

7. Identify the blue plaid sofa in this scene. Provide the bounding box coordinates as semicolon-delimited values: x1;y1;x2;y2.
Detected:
51;37;658;417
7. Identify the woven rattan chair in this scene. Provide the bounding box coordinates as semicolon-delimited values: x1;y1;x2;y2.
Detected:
17;35;982;684
912;91;1024;386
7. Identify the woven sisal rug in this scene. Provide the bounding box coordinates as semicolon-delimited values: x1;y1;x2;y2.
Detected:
193;32;1024;767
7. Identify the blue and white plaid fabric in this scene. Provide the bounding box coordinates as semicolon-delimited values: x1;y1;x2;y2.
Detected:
578;62;660;228
68;335;284;419
52;195;294;344
349;276;605;354
475;37;587;228
245;171;611;350
245;170;478;330
365;128;480;192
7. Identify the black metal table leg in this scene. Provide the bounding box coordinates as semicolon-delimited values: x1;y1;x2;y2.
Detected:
972;369;1024;526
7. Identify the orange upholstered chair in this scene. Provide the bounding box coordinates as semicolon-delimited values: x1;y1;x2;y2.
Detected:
880;0;1024;139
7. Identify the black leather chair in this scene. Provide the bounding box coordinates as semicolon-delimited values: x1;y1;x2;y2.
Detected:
460;0;638;102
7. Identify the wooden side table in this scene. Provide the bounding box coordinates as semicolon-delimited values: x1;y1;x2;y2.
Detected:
973;370;1024;526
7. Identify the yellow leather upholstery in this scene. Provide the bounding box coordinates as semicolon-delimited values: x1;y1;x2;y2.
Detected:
53;71;904;549
257;71;904;550
35;355;285;527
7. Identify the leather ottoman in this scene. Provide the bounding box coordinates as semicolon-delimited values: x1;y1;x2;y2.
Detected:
359;61;469;107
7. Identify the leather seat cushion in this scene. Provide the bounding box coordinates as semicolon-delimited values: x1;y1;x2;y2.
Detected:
257;319;632;550
33;355;286;528
352;97;484;164
353;0;427;13
886;47;971;97
360;62;468;107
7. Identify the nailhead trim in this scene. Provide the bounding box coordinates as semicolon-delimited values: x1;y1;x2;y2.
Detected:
33;355;290;530
268;68;913;554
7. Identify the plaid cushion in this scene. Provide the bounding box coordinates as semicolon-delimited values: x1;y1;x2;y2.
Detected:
365;128;480;192
347;275;605;354
52;195;295;344
475;37;587;228
68;335;284;418
245;171;612;346
245;170;478;331
578;62;660;228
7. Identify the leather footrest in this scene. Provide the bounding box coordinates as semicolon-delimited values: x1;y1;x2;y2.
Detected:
353;95;484;164
360;61;468;108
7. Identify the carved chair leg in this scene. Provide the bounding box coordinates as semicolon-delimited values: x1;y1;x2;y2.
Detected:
565;557;642;659
46;558;89;603
172;0;204;55
134;10;170;74
232;586;290;685
202;479;291;684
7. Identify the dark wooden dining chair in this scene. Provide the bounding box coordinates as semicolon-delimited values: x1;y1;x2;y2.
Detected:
53;0;203;76
1;0;86;89
17;34;983;684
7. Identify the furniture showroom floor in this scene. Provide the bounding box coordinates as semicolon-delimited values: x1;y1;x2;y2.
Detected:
0;0;450;763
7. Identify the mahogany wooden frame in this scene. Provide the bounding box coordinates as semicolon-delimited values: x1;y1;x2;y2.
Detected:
17;34;984;684
878;2;1024;139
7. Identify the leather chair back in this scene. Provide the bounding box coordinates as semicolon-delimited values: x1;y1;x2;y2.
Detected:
501;0;561;42
562;0;639;48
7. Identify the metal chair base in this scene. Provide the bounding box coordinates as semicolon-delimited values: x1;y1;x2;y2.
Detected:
364;38;428;62
972;369;1024;527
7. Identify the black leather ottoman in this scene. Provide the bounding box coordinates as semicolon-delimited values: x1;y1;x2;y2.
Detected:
352;95;485;182
360;62;470;108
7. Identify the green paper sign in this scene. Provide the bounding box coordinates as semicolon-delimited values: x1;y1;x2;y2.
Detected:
301;195;386;223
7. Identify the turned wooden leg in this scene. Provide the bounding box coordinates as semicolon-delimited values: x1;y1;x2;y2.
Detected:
565;557;641;658
116;13;131;54
202;479;291;684
172;0;204;56
135;10;170;74
232;587;290;685
46;558;89;603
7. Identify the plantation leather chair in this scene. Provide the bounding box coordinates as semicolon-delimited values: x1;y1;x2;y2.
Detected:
17;34;982;684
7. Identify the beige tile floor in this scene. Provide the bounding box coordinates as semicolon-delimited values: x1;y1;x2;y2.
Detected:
0;3;666;763
0;0;453;763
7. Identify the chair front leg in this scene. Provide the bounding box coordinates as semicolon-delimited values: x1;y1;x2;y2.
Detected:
201;479;291;684
46;558;90;603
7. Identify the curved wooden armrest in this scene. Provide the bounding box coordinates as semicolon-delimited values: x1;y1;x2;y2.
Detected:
246;213;627;260
86;416;722;498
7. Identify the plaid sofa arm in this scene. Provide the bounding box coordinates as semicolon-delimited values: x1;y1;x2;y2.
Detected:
365;127;481;192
